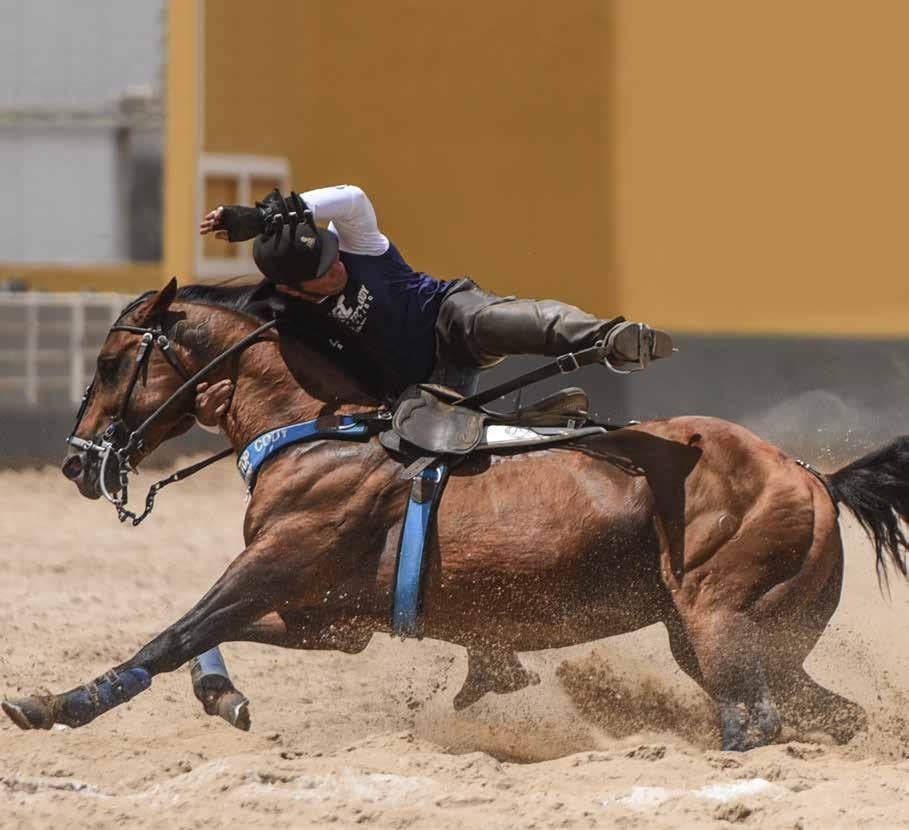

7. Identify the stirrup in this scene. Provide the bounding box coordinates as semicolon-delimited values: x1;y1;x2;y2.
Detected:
600;322;674;374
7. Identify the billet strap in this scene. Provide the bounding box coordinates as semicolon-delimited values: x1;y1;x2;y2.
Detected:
400;455;436;480
456;343;608;410
392;460;449;638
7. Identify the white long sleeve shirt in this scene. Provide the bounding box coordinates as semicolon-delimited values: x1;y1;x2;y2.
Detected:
301;184;390;256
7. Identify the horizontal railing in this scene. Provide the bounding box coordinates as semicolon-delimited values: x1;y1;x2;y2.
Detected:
0;292;129;409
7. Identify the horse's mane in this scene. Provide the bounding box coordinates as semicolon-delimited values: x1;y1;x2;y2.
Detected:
175;283;278;321
116;282;276;324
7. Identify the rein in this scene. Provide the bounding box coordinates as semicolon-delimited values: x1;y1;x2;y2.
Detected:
68;317;278;526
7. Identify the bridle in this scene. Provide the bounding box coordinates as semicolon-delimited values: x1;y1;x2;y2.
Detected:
67;315;277;525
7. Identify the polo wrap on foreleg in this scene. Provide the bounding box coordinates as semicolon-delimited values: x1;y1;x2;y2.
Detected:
58;667;152;727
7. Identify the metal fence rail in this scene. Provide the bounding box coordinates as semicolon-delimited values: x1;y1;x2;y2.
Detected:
0;292;129;410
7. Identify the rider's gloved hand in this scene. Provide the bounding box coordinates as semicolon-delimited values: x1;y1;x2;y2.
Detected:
195;379;234;430
198;189;309;243
199;204;264;242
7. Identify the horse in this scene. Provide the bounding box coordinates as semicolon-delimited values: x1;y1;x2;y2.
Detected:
5;278;909;751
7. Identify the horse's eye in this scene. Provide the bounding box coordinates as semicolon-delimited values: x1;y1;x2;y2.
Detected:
98;356;120;383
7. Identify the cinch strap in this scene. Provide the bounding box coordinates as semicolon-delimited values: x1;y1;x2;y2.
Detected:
392;461;449;637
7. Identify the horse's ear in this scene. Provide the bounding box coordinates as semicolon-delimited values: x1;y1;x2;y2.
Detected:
135;277;179;324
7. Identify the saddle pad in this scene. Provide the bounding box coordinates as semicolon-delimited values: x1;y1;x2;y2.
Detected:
481;424;606;450
392;460;449;637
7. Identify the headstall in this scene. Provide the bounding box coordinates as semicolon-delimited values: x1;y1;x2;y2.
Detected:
67;316;277;526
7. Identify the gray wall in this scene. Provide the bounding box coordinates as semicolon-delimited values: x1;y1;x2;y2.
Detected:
0;124;125;262
0;1;164;107
481;335;909;466
0;0;165;264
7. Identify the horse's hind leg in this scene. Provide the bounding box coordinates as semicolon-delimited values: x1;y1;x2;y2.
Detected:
765;555;867;743
452;648;540;711
769;666;866;744
665;610;705;687
679;609;781;751
665;611;779;750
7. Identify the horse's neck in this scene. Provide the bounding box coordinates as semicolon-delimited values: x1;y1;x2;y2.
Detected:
198;309;378;451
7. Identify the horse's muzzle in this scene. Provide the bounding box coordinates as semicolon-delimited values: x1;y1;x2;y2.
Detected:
62;454;83;480
61;447;109;500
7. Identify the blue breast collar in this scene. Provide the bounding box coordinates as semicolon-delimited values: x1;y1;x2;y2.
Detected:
237;416;374;491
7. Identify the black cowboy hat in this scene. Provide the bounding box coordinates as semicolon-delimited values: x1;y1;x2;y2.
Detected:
253;218;339;286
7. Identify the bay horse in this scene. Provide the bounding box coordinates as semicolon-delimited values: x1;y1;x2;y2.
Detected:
5;278;909;751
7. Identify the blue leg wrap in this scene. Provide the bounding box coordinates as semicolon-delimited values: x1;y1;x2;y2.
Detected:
59;667;152;727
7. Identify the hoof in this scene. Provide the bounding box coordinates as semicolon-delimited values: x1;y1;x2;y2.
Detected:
3;697;55;730
452;684;484;711
214;691;250;731
452;667;540;711
194;676;251;732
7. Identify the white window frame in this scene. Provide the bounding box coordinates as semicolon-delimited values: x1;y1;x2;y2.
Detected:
195;153;291;279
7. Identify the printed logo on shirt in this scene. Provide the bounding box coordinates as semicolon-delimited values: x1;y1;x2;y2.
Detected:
331;283;373;335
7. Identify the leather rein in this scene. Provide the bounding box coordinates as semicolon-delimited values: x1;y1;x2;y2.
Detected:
67;317;278;526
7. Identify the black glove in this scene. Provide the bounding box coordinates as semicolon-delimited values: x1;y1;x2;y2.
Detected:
216;189;311;242
215;203;265;243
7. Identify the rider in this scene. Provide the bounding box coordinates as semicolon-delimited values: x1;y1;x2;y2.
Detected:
195;185;672;425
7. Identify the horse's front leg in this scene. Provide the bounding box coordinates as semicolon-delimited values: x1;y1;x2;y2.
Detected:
185;611;371;731
189;647;251;731
3;541;292;731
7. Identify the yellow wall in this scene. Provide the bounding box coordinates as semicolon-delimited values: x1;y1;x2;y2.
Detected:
203;0;613;314
611;0;909;334
200;0;909;336
19;2;909;337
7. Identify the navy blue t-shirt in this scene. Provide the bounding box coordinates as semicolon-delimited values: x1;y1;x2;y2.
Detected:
319;242;452;392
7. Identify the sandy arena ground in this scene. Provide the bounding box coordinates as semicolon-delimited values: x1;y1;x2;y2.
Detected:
2;460;909;828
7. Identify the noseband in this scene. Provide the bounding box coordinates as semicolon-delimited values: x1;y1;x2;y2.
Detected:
67;316;277;525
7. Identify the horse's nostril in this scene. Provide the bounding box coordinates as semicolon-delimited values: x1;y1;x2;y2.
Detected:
62;455;83;480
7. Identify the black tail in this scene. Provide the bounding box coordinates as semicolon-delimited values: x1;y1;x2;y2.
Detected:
828;436;909;582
